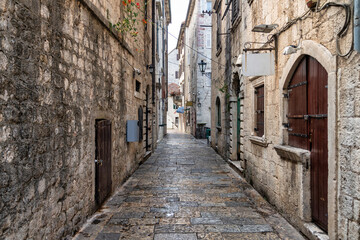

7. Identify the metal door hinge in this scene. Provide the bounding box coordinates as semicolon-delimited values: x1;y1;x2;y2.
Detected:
283;123;290;128
95;159;103;166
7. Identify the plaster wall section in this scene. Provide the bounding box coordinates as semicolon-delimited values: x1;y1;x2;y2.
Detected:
168;49;179;85
0;0;154;238
193;0;212;132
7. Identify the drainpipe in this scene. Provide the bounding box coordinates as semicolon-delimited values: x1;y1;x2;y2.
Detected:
355;0;360;52
152;0;156;104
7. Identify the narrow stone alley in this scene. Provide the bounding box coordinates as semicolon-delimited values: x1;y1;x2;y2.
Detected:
74;132;306;240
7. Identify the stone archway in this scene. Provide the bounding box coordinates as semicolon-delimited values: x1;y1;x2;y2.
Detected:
279;40;337;238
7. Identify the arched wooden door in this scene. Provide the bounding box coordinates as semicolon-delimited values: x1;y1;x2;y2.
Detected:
287;56;328;232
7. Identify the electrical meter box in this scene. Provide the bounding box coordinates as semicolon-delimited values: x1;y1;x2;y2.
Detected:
127;120;139;142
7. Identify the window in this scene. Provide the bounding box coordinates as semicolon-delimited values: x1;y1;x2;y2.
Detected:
144;0;148;30
255;85;264;137
135;80;141;92
175;71;179;79
175;117;179;127
216;97;221;127
216;2;222;51
206;1;212;11
232;0;240;22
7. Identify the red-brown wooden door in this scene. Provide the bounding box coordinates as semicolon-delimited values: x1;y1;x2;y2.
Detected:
308;57;328;232
287;56;328;231
95;120;112;206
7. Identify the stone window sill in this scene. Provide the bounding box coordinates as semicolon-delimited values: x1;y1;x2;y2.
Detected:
249;136;268;147
134;91;143;100
274;145;310;164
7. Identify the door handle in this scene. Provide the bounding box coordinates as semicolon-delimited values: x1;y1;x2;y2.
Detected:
95;159;103;166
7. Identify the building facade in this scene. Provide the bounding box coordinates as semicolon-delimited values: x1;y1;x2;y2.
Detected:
0;0;169;238
167;83;182;130
211;0;360;239
177;0;212;138
154;0;171;143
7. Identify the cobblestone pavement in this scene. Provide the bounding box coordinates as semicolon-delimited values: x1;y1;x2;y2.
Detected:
74;132;305;240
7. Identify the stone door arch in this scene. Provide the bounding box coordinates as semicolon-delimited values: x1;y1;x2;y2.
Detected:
279;40;337;238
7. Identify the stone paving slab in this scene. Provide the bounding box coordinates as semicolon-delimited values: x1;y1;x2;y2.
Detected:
73;132;305;240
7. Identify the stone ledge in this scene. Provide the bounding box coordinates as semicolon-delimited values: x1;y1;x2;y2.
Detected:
302;223;329;240
249;136;269;147
274;145;310;164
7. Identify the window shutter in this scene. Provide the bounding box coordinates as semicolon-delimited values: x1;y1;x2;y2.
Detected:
232;0;239;21
255;86;264;137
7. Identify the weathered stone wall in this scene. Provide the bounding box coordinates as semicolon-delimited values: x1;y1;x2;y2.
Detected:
210;0;231;158
0;0;153;239
227;0;360;238
337;49;360;240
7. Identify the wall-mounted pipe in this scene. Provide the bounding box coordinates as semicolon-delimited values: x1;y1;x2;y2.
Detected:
355;0;360;52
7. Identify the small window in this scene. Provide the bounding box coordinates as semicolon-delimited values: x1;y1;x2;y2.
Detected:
232;0;240;22
206;1;212;11
216;97;221;127
255;85;264;137
175;117;179;127
216;3;222;51
175;71;179;79
136;80;141;92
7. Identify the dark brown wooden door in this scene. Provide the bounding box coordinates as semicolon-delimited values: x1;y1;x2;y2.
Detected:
95;120;112;206
287;56;328;232
308;57;328;232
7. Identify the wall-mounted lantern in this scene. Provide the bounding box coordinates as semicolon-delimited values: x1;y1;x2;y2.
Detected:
252;24;278;33
198;60;207;74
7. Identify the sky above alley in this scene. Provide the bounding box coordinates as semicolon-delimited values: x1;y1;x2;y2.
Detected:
168;0;190;51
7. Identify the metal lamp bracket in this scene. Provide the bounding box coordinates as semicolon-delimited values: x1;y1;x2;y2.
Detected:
243;42;276;52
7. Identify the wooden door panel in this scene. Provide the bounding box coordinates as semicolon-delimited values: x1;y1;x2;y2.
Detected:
288;56;328;232
308;56;328;232
288;57;308;149
95;120;112;206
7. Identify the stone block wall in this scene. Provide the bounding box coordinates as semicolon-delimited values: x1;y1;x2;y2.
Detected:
223;0;360;238
210;0;231;159
337;53;360;240
0;0;153;239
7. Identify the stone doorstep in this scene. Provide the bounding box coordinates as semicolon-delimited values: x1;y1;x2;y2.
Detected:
227;160;244;176
302;223;329;240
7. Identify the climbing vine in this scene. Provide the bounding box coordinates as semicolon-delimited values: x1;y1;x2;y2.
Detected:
109;0;147;45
